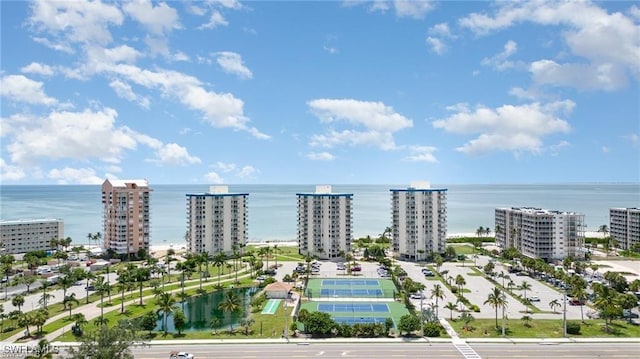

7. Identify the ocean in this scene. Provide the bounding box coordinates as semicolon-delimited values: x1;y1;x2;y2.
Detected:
1;184;638;247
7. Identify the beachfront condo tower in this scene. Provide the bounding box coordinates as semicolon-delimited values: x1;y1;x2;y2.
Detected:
610;208;640;251
101;179;152;257
495;207;585;261
186;186;248;256
0;218;64;254
391;181;447;261
297;185;353;260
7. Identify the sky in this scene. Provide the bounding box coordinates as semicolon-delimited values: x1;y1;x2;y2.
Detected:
1;0;639;185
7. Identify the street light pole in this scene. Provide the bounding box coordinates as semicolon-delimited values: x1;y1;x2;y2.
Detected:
501;272;506;337
563;287;567;337
420;295;424;336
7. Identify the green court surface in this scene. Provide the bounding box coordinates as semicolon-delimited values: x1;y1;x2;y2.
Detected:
261;299;281;314
304;278;397;300
300;301;409;328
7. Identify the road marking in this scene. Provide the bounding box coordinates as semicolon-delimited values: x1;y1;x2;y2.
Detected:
316;351;325;356
453;341;482;359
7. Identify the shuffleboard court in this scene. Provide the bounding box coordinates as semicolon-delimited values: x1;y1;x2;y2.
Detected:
322;279;380;286
318;303;389;313
261;299;281;315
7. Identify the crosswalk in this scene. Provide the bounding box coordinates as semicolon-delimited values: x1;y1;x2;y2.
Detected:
452;340;482;359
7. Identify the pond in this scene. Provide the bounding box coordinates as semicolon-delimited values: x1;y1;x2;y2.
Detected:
155;286;257;333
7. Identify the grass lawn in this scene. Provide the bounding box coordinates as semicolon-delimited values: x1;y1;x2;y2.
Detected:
449;318;640;338
450;244;478;256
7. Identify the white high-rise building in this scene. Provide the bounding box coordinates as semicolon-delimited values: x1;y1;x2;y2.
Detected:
0;218;64;254
186;186;248;255
495;207;585;261
297;185;352;260
102;179;152;256
610;208;640;251
391;181;447;261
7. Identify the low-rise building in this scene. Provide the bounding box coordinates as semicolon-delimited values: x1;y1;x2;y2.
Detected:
0;218;64;254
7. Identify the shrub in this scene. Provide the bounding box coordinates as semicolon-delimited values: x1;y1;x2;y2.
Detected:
566;321;581;335
451;286;458;294
469;304;480;312
423;322;441;337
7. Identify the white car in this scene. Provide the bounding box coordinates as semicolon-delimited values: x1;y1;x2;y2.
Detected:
529;296;540;302
410;292;425;299
170;352;194;359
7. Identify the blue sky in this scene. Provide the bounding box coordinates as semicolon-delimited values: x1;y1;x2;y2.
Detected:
1;0;638;185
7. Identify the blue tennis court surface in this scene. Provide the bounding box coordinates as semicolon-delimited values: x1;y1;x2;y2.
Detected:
322;279;379;286
333;317;390;325
320;288;383;297
318;303;389;313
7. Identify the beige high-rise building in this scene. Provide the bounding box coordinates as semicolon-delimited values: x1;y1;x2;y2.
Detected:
610;208;640;250
0;218;64;254
101;179;152;256
297;185;353;260
391;181;447;261
186;185;248;255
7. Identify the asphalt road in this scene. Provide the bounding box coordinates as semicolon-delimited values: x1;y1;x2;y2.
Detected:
128;342;640;359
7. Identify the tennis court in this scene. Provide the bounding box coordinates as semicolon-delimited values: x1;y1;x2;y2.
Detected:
318;303;389;313
305;278;397;300
322;279;380;286
261;299;281;315
300;301;409;329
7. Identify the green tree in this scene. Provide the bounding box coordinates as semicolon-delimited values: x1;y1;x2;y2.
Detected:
444;302;457;320
519;281;532;300
397;314;420;336
173;308;187;335
240;317;254;336
213;252;227;287
38;280;54;310
11;295;25;312
430;284;444;317
156;292;176;335
460;311;474;331
24;339;53;359
63;293;80;318
619;293;638;324
140;311;157;336
67;321;145;359
485;287;508;329
592;283;620;332
93;276;109;321
302;311;335;336
209;317;221;335
521;315;532;328
135;267;151;305
549;299;561;314
218;291;241;332
434;254;443;274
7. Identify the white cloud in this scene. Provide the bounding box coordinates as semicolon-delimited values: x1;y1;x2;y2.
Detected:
216;162;237;173
109;79;150;108
601;146;611;153
308;99;412;150
29;0;123;46
629;5;640;20
429;22;454;38
205;171;224;184
529;59;628;91
481;40;519;71
122;0;180;35
426;37;446;55
0;75;57;106
31;36;74;53
237;165;258;178
148;143;201;166
393;0;434;19
626;133;639;147
459;1;640;91
404;146;438;163
199;10;228;29
20;62;55;76
509;87;543;101
433;100;574;155
3;107;200;169
307;152;335;161
48;167;103;184
323;45;339;54
0;159;26;181
172;51;190;62
215;52;253;79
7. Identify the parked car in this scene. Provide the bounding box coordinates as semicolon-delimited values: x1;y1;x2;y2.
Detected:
410;292;425;299
569;299;586;306
529;296;540;302
169;352;194;359
351;266;362;272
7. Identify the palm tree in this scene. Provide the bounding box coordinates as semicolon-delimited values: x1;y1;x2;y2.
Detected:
519;281;532;300
165;248;175;283
592;283;619;332
240;317;254;335
273;244;280;269
63;293;79;318
460;311;474;331
58;275;74;300
135;267;151;305
84;271;96;304
156;292;176;335
38;280;54;309
485;287;508;329
11;295;25;312
116;268;131;314
444;301;457;320
455;274;466;294
521;315;532;328
430;284;444;317
571;281;589;322
218;290;241;332
93;276;109;321
213;252;227;287
25;338;53;359
476;226;485;238
549;299;561;313
434;254;443;274
72;313;88;331
209;317;221;335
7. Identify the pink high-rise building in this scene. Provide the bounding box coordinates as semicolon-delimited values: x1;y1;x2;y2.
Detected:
101;179;152;256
